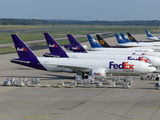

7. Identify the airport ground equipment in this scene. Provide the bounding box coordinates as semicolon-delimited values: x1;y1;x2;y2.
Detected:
155;74;160;81
87;76;95;84
155;78;160;89
100;77;107;84
109;81;116;88
122;81;132;89
112;77;120;84
75;75;83;84
70;81;77;87
155;83;160;89
15;78;27;86
66;81;77;88
83;79;91;87
53;81;65;88
3;77;15;86
125;76;133;84
96;82;104;88
30;78;40;86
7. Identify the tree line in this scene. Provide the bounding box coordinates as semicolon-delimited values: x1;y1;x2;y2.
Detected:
0;18;160;26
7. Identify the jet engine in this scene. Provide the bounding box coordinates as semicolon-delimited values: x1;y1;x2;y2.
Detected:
90;68;108;79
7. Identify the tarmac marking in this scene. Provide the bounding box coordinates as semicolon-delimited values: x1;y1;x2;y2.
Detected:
96;110;132;119
0;112;160;119
24;114;108;119
25;116;49;119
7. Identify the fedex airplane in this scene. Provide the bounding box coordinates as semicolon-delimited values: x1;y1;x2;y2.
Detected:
63;34;88;52
87;34;154;52
10;34;156;78
43;33;160;68
145;30;160;41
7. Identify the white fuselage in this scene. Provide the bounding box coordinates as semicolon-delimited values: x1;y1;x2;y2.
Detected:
88;47;154;52
146;37;160;41
64;52;160;67
116;42;160;50
37;57;156;74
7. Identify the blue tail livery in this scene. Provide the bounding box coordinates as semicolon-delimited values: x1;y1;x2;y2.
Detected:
115;33;126;44
87;35;102;48
145;30;153;37
120;33;131;42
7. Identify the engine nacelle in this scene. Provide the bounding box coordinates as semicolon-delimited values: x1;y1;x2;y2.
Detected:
90;68;108;79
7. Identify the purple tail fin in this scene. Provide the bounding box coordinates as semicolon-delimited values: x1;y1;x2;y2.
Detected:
44;33;68;57
11;34;46;71
64;34;86;52
11;34;37;59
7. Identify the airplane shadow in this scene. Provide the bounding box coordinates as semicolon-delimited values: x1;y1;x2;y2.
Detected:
0;73;75;81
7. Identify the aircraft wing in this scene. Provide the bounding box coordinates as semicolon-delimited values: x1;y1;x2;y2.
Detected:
45;63;94;71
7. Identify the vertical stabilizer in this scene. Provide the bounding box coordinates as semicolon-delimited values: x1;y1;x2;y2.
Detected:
87;35;102;48
115;33;126;44
44;33;68;57
66;34;86;52
120;33;131;42
145;30;153;37
96;34;111;47
11;34;37;59
127;32;138;43
11;34;46;70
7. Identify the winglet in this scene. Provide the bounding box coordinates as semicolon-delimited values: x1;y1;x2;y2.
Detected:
96;34;111;47
120;33;131;42
115;33;126;44
43;33;68;57
87;35;102;48
11;34;37;59
64;34;86;52
145;30;153;37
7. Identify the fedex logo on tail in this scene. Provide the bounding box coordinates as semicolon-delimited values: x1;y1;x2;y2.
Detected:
17;47;28;51
128;56;149;63
109;61;134;69
72;47;80;50
49;44;58;47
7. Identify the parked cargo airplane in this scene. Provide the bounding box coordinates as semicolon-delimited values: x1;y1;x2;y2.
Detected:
43;33;160;68
64;34;153;52
64;34;87;52
96;34;136;48
63;34;160;57
145;30;160;41
87;34;154;52
127;32;157;42
116;33;160;50
64;34;156;54
10;34;156;78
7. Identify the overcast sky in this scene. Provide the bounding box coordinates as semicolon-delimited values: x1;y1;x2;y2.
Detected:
0;0;160;21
